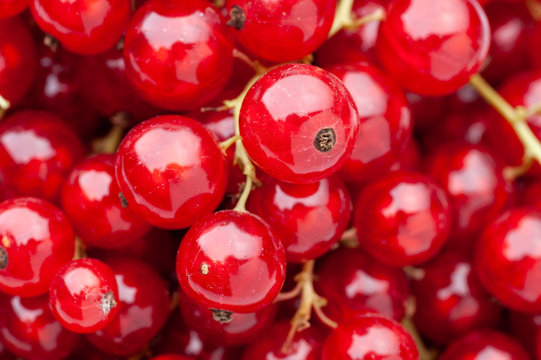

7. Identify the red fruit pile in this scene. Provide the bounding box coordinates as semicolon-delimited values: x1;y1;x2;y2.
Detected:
0;0;541;359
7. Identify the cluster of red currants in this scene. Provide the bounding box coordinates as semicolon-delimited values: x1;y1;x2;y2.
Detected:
1;0;541;359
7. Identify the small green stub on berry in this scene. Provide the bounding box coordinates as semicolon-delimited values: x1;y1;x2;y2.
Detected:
227;5;246;30
200;262;209;275
211;308;233;323
314;128;336;153
0;247;7;270
100;291;117;315
119;192;128;208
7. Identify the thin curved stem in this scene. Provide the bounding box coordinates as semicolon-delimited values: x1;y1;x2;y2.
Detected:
329;0;355;37
345;8;386;30
233;49;268;75
340;227;359;248
73;237;87;260
92;123;126;154
219;134;241;152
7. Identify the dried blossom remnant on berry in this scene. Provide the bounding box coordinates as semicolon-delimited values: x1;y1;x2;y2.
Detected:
0;247;7;270
227;5;246;30
119;192;128;208
314;128;336;153
200;262;209;275
211;308;233;323
100;291;117;315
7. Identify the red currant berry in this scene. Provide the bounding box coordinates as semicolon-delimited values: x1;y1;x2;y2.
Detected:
0;16;37;106
49;258;119;333
0;0;28;18
0;294;81;360
31;0;131;55
150;355;195;360
240;64;359;183
354;171;451;266
178;290;278;346
509;311;541;356
315;247;409;322
177;210;286;313
321;314;419;360
115;115;228;229
440;330;530;360
123;0;234;111
247;175;352;262
326;62;412;183
531;21;541;68
0;197;75;297
62;154;151;249
225;0;335;63
475;208;541;313
242;320;325;359
411;251;502;345
377;0;490;95
0;110;85;201
86;257;170;356
426;143;511;246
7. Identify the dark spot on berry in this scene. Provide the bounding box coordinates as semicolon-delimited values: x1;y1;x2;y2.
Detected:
100;292;117;315
211;308;233;323
200;262;209;275
0;247;7;270
227;5;246;30
119;192;128;208
314;128;336;153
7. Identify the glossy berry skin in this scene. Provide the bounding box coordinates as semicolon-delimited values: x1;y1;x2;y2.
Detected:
0;17;37;106
31;0;130;55
124;0;234;111
115;115;228;229
354;171;451;267
426;143;510;246
0;0;28;18
178;290;278;346
86;257;170;356
475;208;541;313
440;330;530;360
225;0;335;63
321;314;418;360
240;64;359;184
0;110;85;201
411;251;502;345
49;259;119;334
0;294;81;360
177;210;286;313
326;62;412;183
377;0;490;95
315;248;409;322
0;197;75;297
62;154;151;249
247;175;351;262
242;321;324;360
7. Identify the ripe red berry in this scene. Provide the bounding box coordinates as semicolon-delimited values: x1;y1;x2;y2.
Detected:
176;210;286;313
61;154;151;249
0;197;75;297
247;175;352;262
149;355;196;360
0;294;81;360
354;171;452;266
0;0;28;18
123;0;234;110
0;110;85;201
377;0;491;95
240;64;359;183
115;115;228;229
86;257;170;356
321;314;419;360
31;0;131;55
225;0;336;63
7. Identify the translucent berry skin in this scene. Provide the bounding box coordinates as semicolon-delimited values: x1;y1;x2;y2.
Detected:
475;208;541;313
426;143;510;246
0;110;85;201
411;251;502;345
124;0;234;111
86;257;170;356
0;17;37;106
115;115;228;229
354;171;451;267
178;290;278;346
177;210;286;313
0;0;28;18
242;321;324;360
31;0;130;55
240;64;359;184
49;258;119;334
62;154;151;249
321;314;419;360
0;197;75;297
315;248;409;322
326;62;412;183
377;0;490;95
0;294;81;360
440;330;530;360
247;175;351;262
225;0;335;63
